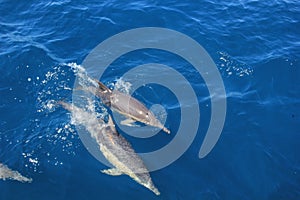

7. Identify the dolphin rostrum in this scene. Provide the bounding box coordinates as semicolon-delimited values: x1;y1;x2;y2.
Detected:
58;101;160;195
82;80;170;134
0;163;32;183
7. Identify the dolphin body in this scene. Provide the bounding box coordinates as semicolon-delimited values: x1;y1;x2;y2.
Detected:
0;163;32;183
58;101;160;195
82;80;170;134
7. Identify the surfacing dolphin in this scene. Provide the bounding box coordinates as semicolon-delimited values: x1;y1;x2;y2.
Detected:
0;163;32;183
83;79;170;134
58;101;160;195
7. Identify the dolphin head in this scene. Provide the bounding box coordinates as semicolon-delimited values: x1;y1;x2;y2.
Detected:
142;179;161;195
132;172;161;196
146;112;170;134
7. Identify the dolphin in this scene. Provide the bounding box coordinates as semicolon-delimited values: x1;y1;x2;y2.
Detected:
0;163;32;183
81;80;170;134
58;101;160;195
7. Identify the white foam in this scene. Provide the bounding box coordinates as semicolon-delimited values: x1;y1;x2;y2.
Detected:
218;52;253;77
114;78;132;94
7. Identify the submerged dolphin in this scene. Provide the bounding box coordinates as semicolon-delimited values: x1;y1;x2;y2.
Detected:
58;101;160;195
0;163;32;183
81;80;170;134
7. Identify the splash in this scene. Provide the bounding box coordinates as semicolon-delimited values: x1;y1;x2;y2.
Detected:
34;63;92;168
35;62;143;170
67;62;109;120
218;52;254;77
66;62;98;87
0;163;32;183
114;78;132;94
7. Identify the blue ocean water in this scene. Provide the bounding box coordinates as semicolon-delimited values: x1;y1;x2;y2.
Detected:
0;0;299;199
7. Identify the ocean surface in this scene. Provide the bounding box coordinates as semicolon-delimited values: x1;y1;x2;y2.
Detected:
0;0;299;199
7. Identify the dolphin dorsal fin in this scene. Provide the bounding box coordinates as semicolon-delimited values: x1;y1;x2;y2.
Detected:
107;115;119;136
96;80;112;93
108;115;114;127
